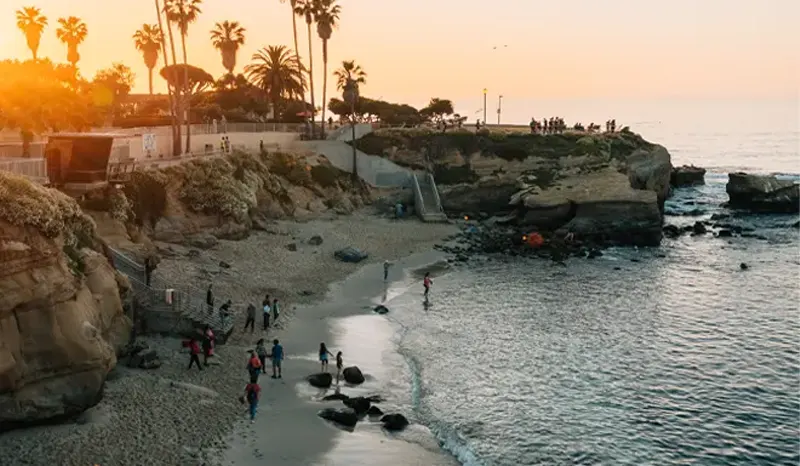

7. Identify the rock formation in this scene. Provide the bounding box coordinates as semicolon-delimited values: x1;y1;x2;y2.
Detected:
357;129;672;246
726;172;799;213
671;165;706;187
0;172;132;431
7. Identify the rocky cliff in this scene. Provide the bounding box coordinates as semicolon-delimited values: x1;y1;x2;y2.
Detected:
357;128;671;245
0;172;131;430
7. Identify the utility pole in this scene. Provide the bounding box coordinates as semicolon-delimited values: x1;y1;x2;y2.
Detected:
497;95;503;125
482;88;487;125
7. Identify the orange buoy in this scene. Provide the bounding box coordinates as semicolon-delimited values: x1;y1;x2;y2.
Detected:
526;232;544;248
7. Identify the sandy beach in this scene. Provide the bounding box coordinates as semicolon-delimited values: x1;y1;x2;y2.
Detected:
0;211;458;466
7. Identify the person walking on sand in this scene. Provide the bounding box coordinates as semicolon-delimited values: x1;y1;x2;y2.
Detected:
319;343;334;373
202;325;215;366
335;351;344;384
244;303;256;332
272;298;280;323
270;338;284;379
244;380;261;422
246;350;262;383
186;337;203;371
206;284;214;313
256;338;268;370
423;272;433;299
383;260;392;281
262;294;271;330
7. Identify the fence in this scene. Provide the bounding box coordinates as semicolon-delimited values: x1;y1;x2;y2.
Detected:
0;157;48;182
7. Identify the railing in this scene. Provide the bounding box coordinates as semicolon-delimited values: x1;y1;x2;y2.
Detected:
0;157;48;181
411;173;427;217
427;172;445;214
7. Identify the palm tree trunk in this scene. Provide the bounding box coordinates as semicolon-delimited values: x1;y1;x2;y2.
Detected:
291;9;305;113
161;3;183;156
148;67;154;95
181;32;191;154
320;39;328;139
306;22;316;139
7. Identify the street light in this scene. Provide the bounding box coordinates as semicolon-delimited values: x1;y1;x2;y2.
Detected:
482;88;487;124
497;95;503;125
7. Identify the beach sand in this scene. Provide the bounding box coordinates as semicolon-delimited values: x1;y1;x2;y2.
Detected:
0;211;458;466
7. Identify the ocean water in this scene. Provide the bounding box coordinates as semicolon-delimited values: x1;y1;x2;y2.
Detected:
339;101;800;465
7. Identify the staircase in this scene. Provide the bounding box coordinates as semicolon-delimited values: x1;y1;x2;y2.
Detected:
413;173;448;222
108;247;234;339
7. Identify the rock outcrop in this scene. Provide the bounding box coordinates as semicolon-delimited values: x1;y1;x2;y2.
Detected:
358;129;672;246
726;172;799;213
0;172;132;430
671;165;706;187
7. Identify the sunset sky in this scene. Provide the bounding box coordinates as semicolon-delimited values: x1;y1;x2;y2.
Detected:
1;0;798;113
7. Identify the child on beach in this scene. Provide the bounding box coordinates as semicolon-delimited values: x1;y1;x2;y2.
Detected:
244;381;261;422
186;337;203;371
256;338;268;369
272;298;280;323
262;295;271;330
270;339;284;379
423;272;432;299
246;350;262;383
335;351;344;383
319;343;334;373
383;260;392;281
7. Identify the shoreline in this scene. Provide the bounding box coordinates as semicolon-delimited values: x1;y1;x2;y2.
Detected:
0;212;458;466
216;251;460;466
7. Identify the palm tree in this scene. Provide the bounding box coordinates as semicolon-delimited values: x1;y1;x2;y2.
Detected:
244;45;306;119
133;24;163;95
55;17;88;69
315;0;340;138
210;21;246;75
294;0;317;137
279;1;303;97
15;7;48;60
165;0;202;153
334;60;367;181
155;0;181;155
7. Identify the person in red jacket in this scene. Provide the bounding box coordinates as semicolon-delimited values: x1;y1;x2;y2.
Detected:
187;337;203;371
244;381;261;422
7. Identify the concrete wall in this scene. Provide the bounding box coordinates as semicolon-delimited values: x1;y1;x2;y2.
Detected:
113;131;299;162
291;140;412;188
327;123;374;141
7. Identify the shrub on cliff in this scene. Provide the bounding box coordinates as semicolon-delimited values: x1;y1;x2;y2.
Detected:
177;158;257;222
0;171;95;248
270;152;313;186
123;170;169;228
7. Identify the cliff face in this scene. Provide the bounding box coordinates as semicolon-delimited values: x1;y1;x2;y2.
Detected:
357;129;672;245
0;172;131;430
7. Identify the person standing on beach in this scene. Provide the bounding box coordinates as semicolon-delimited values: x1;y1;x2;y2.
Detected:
272;298;280;323
256;338;268;369
319;343;334;373
244;304;256;332
206;284;215;313
270;339;284;379
244;380;261;422
335;351;344;384
262;294;271;330
187;337;203;371
202;325;215;366
383;260;392;281
423;272;432;299
246;350;262;382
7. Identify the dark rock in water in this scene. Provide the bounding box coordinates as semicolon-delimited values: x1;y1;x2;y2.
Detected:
342;366;365;385
662;224;681;239
726;172;799;213
613;266;622;270
322;393;350;401
286;243;298;252
380;413;410;431
710;213;731;221
373;305;389;315
671;165;706;187
307;373;333;388
318;408;358;428
365;395;384;404
343;396;371;415
308;235;323;246
791;220;800;229
740;262;749;270
334;247;369;263
692;221;707;235
366;405;383;416
717;229;733;238
630;258;640;263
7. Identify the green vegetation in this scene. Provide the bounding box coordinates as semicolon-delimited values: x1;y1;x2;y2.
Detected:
122;171;169;227
355;128;655;163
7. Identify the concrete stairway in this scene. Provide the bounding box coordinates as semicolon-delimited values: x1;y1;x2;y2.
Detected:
413;173;448;222
294;140;413;188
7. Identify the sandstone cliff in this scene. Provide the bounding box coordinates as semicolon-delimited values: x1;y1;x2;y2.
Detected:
356;128;671;245
0;172;131;430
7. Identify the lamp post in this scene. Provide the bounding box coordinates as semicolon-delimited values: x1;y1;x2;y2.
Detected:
497;95;503;125
482;88;487;125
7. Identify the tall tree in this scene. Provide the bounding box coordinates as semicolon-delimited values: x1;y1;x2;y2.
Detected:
133;24;163;95
154;0;181;156
244;45;306;119
334;60;366;181
210;21;246;75
165;0;202;153
334;60;367;92
15;7;48;61
93;63;136;123
55;16;88;69
279;0;304;107
315;0;340;138
294;0;317;137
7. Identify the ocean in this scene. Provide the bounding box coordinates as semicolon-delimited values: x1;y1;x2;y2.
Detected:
332;99;800;466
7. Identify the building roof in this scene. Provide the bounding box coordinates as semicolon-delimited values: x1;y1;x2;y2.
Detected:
46;133;120;139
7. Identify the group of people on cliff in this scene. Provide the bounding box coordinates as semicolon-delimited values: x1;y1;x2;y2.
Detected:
529;117;567;134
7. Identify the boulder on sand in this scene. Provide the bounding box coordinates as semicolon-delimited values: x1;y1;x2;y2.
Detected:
380;413;409;431
322;393;349;401
343;396;371;415
318;408;358;428
334;247;369;263
342;366;365;385
726;172;799;213
373;305;389;314
366;405;383;416
307;372;333;388
671;165;706;187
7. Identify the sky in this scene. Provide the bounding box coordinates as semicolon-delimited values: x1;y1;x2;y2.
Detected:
1;0;798;116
